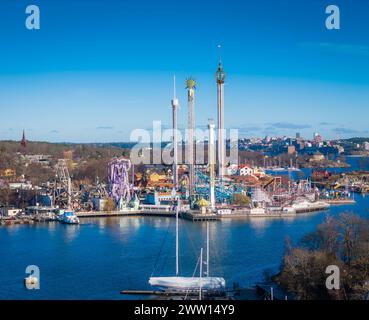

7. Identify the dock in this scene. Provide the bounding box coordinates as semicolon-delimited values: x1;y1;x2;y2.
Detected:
0;201;335;227
120;284;289;300
218;212;250;219
181;211;219;221
0;217;35;226
120;289;166;296
326;199;356;205
223;212;296;218
78;204;330;222
120;289;225;297
76;210;175;218
120;288;232;300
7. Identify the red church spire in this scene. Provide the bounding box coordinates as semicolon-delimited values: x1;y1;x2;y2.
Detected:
21;129;27;148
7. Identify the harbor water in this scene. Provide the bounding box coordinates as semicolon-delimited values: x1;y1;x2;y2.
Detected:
266;156;369;180
1;194;368;300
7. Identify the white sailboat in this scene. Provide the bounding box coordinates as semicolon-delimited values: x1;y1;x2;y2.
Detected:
149;201;226;294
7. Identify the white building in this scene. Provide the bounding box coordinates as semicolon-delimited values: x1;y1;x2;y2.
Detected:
23;154;52;166
93;198;108;211
227;164;238;176
239;166;253;176
239;165;266;179
8;182;33;190
0;207;22;217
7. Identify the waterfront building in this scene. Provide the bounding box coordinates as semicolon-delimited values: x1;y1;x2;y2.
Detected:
0;207;21;217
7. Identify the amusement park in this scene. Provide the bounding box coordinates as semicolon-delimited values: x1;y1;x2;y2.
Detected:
1;57;357;227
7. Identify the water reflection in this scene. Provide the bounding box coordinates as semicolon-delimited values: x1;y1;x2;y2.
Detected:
61;224;80;243
5;224;22;235
47;222;57;233
248;217;270;230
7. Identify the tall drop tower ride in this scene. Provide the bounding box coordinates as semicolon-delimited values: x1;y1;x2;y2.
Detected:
186;78;196;197
171;76;179;190
208;119;216;210
216;48;226;179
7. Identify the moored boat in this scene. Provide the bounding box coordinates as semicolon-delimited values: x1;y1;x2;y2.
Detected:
148;198;226;298
149;276;226;291
62;211;79;224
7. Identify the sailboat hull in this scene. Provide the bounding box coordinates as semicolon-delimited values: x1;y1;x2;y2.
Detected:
149;276;226;291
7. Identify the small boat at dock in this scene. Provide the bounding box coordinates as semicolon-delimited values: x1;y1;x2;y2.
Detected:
61;211;80;224
149;276;226;291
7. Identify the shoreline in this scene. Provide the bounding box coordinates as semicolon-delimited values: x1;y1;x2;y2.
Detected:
0;199;357;226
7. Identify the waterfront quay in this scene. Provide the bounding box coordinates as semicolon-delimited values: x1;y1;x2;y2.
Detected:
182;211;219;221
0;216;35;226
77;209;175;218
0;200;351;226
77;205;332;222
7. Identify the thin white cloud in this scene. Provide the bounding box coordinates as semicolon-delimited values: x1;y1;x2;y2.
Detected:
300;42;369;56
96;126;114;130
267;122;311;130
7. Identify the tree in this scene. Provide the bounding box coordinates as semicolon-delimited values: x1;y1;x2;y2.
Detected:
104;198;116;212
276;213;369;300
0;187;11;206
231;193;250;206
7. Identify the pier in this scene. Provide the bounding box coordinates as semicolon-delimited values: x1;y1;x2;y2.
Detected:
76;210;175;218
326;199;356;205
0;217;34;226
120;289;226;297
0;205;332;227
222;212;295;218
181;211;219;221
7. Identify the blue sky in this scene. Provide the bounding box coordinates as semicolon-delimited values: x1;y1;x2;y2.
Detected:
0;0;368;142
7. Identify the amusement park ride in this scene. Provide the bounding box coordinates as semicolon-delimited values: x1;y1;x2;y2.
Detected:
52;159;75;209
48;157;138;212
44;53;320;214
46;55;246;212
107;157;138;210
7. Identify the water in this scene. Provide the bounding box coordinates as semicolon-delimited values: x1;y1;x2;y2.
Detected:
266;156;369;181
1;195;368;300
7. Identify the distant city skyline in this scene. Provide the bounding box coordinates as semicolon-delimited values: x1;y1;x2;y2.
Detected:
0;0;368;142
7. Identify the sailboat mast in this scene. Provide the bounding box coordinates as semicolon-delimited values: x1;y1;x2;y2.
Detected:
206;221;209;276
68;177;72;209
199;248;203;301
176;204;179;276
